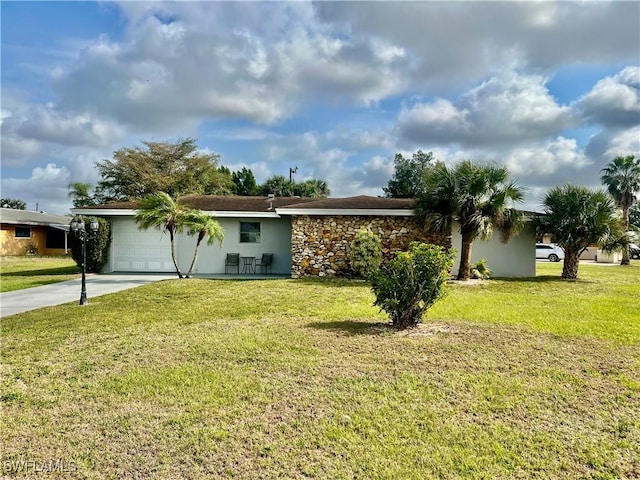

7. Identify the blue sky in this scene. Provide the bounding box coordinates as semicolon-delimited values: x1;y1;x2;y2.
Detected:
1;1;639;214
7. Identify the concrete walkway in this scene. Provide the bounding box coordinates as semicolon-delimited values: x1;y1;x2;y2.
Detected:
0;274;176;318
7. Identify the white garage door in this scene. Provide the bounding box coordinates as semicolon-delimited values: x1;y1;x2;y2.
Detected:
112;219;174;272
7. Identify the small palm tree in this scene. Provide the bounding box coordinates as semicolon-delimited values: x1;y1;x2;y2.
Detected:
537;184;625;279
135;192;189;278
601;155;640;265
415;160;525;280
183;211;225;278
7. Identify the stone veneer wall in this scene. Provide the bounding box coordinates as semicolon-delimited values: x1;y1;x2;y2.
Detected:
290;215;450;277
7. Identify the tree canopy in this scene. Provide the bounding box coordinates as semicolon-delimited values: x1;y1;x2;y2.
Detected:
600;155;640;265
95;138;233;202
1;198;26;210
536;184;626;279
384;150;434;198
259;176;330;197
414;160;525;280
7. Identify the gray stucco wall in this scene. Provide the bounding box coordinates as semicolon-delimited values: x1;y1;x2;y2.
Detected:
105;216;292;275
176;217;292;275
450;222;536;278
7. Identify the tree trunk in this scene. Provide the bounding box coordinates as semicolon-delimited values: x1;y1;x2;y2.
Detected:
621;206;630;266
169;230;183;278
457;235;473;280
562;251;580;279
186;236;204;278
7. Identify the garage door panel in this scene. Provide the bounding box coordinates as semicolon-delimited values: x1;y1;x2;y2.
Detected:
112;220;172;272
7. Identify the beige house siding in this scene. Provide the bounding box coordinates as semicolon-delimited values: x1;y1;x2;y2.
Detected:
0;225;67;256
290;215;448;277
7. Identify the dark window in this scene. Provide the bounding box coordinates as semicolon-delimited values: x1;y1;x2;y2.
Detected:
240;222;261;243
14;227;31;238
46;229;66;249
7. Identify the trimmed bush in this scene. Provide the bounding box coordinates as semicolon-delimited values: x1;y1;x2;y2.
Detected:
69;217;111;273
371;242;454;329
349;227;383;279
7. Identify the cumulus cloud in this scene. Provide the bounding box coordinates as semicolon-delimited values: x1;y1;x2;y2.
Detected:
316;1;639;88
577;66;640;127
1;164;72;214
397;73;574;147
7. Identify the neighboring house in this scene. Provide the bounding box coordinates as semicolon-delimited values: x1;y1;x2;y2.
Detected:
0;208;70;256
73;195;536;277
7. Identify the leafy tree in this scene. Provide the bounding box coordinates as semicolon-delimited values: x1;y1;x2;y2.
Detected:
294;179;330;198
96;138;232;202
69;217;111;273
371;242;454;330
536;184;626;279
384;150;435;198
414;160;525;280
260;175;331;197
1;198;26;210
232;167;259;196
349;228;383;279
260;175;293;197
67;182;97;207
601;155;640;265
135;192;191;278
183;210;225;278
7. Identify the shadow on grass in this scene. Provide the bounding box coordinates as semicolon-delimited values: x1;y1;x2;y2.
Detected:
493;275;592;284
1;266;80;277
306;319;392;336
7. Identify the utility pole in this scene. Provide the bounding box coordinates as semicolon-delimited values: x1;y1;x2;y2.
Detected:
289;166;298;196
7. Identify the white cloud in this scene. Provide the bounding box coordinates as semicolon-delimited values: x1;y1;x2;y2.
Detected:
577;66;640;127
397;73;574;147
1;164;72;214
604;126;640;159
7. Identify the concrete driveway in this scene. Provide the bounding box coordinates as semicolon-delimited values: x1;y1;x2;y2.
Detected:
0;273;175;318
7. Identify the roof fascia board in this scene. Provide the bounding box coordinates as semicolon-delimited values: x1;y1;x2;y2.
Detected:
276;208;414;216
70;208;281;219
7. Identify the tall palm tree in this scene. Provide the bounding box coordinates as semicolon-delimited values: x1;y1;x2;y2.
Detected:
537;184;625;279
135;192;190;278
414;160;525;280
183;211;225;278
601;155;640;265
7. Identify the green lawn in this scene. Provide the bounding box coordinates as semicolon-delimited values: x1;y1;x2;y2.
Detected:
0;256;79;292
2;263;639;479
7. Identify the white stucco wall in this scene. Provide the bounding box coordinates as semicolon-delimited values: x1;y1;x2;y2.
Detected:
104;216;292;275
450;222;536;278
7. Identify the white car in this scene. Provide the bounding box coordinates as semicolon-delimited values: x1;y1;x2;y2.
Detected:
536;243;565;262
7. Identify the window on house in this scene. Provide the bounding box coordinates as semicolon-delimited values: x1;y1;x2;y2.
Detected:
46;229;66;249
14;227;31;238
240;222;261;243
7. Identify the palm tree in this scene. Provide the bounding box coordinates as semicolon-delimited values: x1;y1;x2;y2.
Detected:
135;192;190;278
183;211;225;278
601;155;640;265
536;184;626;279
68;182;95;207
414;160;525;280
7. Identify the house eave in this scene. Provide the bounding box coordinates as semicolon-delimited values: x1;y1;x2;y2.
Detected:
275;208;414;217
70;208;281;218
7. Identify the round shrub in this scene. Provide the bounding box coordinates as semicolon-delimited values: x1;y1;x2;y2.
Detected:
371;242;455;329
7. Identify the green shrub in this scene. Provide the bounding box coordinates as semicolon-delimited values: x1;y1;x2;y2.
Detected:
471;258;491;279
371;242;455;329
69;217;111;273
349;227;383;279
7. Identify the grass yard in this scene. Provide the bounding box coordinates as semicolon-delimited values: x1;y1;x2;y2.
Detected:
1;263;639;479
0;256;79;292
